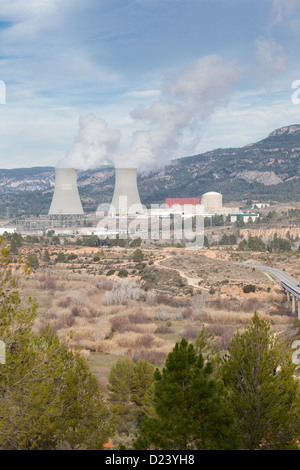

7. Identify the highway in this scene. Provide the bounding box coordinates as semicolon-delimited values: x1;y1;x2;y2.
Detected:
237;263;300;301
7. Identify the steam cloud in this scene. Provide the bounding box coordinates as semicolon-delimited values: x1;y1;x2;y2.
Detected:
57;114;121;171
59;55;245;172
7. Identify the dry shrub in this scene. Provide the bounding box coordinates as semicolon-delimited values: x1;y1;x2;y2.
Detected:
115;332;162;350
58;297;72;308
122;324;148;334
128;311;149;324
70;326;95;341
154;325;174;334
102;280;143;305
70;304;100;319
172;311;183;321
207;324;236;350
70;348;90;360
207;324;227;337
156;293;173;305
71;305;83;317
74;339;101;352
43;311;58;320
64;314;76;328
97;280;113;291
86;307;101;318
43;313;76;332
115;332;141;348
132;349;167;366
192;311;211;322
145;289;157;306
182;307;193;319
190;294;206;313
110;314;130;332
241;296;262;313
97;340;115;354
103;305;122;316
181;325;201;341
35;317;50;332
155;309;169;321
134;334;154;349
39;276;57;291
170;297;189;308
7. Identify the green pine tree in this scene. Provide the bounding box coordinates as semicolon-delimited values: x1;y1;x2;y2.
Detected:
43;249;50;262
107;357;154;444
223;313;300;450
134;338;239;450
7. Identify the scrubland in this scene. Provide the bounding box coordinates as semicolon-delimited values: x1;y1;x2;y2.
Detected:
19;244;298;390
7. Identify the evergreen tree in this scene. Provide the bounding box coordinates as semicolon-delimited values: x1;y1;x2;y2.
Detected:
134;338;239;450
108;357;136;430
43;249;50;262
132;249;144;263
223;313;300;450
27;253;39;270
0;237;113;449
108;358;154;442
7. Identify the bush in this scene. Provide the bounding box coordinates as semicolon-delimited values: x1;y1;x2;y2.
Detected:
118;269;128;278
132;349;167;366
27;253;39;270
181;325;200;341
67;254;78;261
39;276;57;290
243;284;256;294
58;297;72;308
110;315;130;333
102;280;143;305
154;325;174;334
106;269;115;276
56;252;66;263
132;249;144;263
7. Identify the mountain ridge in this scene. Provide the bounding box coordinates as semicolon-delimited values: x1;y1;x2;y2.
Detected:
0;124;299;217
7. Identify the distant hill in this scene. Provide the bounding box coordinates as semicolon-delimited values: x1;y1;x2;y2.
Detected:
0;125;299;217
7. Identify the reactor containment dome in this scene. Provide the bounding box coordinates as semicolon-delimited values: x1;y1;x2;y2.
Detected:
202;191;223;213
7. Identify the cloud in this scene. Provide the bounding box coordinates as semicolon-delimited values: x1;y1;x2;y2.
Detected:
272;0;300;24
254;37;286;74
114;55;246;170
59;55;246;172
123;90;161;98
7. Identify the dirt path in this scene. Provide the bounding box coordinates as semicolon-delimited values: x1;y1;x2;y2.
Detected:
153;255;209;291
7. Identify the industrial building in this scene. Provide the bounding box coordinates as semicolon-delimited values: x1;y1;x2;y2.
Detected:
166;198;202;207
230;213;259;223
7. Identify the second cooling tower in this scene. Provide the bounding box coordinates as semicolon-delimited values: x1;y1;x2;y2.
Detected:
110;168;143;215
48;168;84;216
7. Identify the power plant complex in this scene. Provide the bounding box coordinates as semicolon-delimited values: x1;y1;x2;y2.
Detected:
2;164;259;238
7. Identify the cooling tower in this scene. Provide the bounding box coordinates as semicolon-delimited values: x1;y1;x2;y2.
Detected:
110;168;143;215
202;191;223;213
48;168;84;216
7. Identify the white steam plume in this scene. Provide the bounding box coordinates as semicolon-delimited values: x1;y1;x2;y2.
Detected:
58;113;120;170
59;55;245;172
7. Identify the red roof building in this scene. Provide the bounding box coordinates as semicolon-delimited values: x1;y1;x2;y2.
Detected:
166;198;202;207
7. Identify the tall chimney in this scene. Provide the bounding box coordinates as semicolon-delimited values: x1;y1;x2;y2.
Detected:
48;168;84;216
109;168;143;215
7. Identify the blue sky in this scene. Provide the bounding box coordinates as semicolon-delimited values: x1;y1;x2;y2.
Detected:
0;0;300;169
